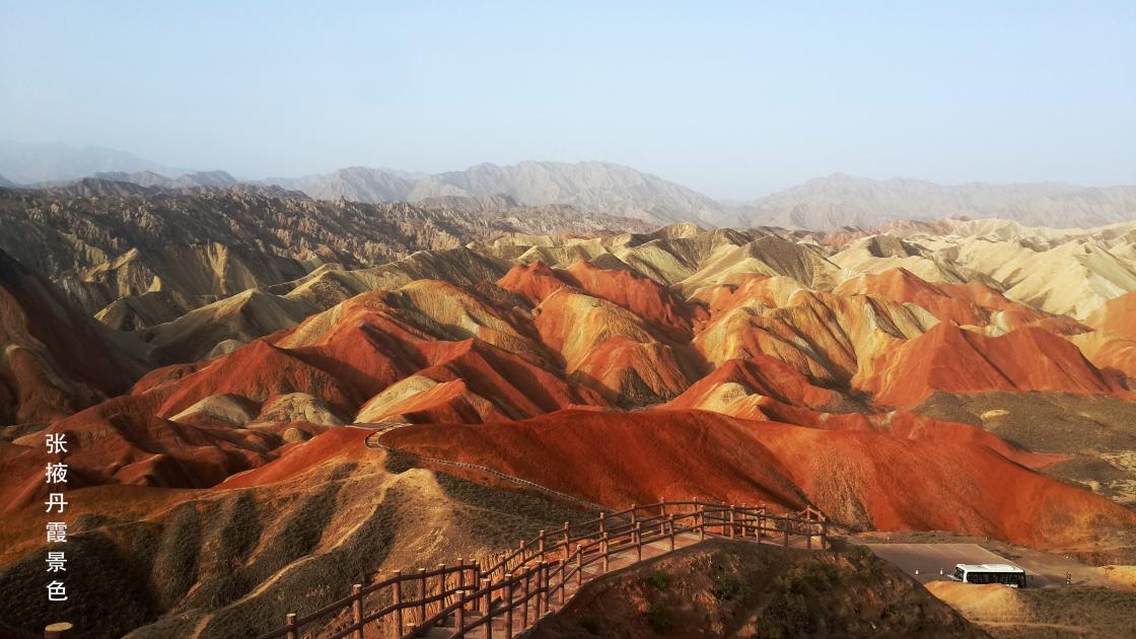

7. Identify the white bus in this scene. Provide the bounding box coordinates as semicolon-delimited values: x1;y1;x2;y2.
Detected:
950;563;1027;587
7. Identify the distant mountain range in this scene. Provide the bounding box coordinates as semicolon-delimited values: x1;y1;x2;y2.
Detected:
0;140;185;184
3;141;1135;229
265;161;729;226
742;173;1136;230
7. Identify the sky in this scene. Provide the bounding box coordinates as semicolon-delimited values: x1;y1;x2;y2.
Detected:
1;1;1134;199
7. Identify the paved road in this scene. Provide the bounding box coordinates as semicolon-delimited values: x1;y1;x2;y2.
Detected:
867;543;1018;583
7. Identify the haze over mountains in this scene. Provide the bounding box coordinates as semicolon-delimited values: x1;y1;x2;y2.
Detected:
4;141;1134;230
0;140;183;184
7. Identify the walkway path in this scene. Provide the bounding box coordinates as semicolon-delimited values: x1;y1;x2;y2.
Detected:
256;425;828;639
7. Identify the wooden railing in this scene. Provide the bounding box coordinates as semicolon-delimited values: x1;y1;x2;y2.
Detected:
256;501;826;639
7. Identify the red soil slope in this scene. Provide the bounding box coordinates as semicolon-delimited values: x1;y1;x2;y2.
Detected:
668;356;843;414
381;409;1134;548
366;378;512;424
835;267;1058;329
1088;291;1136;341
385;409;811;509
152;290;599;422
531;288;698;404
750;420;1127;548
1076;292;1136;381
218;426;371;489
3;389;273;512
669;361;1060;470
692;274;801;318
498;260;703;338
0;249;141;423
156;338;369;418
376;338;605;422
864;323;1121;406
497;261;571;304
564;260;703;337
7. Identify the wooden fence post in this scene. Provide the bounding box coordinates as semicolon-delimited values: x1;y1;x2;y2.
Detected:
598;511;605;535
635;522;643;562
394;571;404;637
563;521;570;555
506;573;515;639
482;578;493;639
698;506;705;541
821;518;828;549
418;568;427;624
533;564;542;619
284;613;297;639
523;569;531;626
630;503;637;526
559;558;567;603
546;562;554;613
757;513;763;544
783;517;790;548
455;591;466;639
539;562;548;616
545;562;553;615
438;564;447;614
729;504;736;539
538;529;546;561
601;533;610;573
576;544;583;586
351;584;364;639
668;514;676;551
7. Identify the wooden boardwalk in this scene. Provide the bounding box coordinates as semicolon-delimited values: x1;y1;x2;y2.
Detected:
421;528;815;639
423;530;701;639
255;427;828;639
259;501;826;639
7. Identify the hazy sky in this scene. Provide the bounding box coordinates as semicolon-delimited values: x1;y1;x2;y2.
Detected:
2;1;1134;198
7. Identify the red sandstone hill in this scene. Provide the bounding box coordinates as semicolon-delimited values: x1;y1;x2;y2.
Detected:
497;261;571;305
144;288;597;423
8;248;1125;509
836;267;1086;335
0;249;146;424
529;287;701;404
1;224;1132;548
498;260;705;339
3;389;275;512
862;323;1123;407
0;283;612;502
380;408;1135;549
562;260;704;337
3;197;1136;637
1075;291;1136;381
667;356;846;419
666;359;1063;471
1088;291;1136;341
836;268;1029;327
